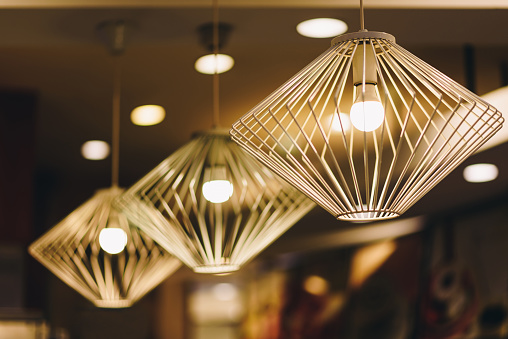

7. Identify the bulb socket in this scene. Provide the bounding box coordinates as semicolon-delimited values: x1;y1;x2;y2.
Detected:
352;43;378;86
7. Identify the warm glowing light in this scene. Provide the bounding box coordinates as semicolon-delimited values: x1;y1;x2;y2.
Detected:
212;283;238;301
131;105;165;126
350;240;396;287
350;85;384;132
202;180;234;203
303;275;329;296
195;54;234;74
81;140;110;160
297;18;348;38
99;228;128;254
463;163;498;183
332;112;351;132
188;284;244;323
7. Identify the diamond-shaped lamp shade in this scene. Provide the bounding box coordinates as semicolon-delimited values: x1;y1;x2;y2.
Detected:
230;31;503;221
116;129;315;274
29;186;181;308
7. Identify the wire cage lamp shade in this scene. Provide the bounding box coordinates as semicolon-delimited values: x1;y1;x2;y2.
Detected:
230;30;503;221
117;129;315;274
29;186;181;308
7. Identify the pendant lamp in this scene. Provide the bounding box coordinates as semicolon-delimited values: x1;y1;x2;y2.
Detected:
28;21;181;308
230;1;503;222
117;2;315;274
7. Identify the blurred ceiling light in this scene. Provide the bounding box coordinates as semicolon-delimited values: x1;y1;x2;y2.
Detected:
350;240;396;288
297;18;348;38
212;283;238;301
189;283;245;324
131;105;166;126
81;140;110;160
195;54;234;74
303;275;330;296
463;163;498;183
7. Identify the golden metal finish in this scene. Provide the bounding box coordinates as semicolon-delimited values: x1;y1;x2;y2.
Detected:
230;31;503;221
117;130;315;274
29;186;181;308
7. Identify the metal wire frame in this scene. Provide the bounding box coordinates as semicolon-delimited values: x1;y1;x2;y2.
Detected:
116;129;315;274
230;30;503;221
29;186;181;308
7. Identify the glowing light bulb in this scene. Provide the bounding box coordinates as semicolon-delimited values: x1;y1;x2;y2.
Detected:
99;228;128;254
203;180;233;203
350;84;384;132
195;54;234;74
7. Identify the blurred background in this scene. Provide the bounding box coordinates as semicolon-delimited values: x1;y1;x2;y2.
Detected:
0;0;508;338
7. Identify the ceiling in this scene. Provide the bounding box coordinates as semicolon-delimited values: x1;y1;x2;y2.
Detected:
2;2;508;254
2;0;508;9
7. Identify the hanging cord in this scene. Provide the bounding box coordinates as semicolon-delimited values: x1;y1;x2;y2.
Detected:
109;21;125;188
360;0;365;31
111;55;121;187
212;0;220;128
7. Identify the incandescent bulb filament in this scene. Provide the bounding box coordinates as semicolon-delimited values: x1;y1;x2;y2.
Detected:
350;43;384;132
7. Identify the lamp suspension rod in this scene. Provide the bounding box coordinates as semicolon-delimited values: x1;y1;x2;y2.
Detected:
212;0;220;127
360;0;365;31
112;57;121;187
111;23;124;187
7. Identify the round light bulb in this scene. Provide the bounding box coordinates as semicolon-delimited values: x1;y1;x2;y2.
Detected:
463;163;498;183
81;140;110;160
99;228;128;254
195;54;234;75
297;18;348;38
350;85;384;132
131;105;165;126
202;180;233;203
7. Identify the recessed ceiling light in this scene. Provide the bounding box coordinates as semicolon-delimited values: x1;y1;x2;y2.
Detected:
131;105;166;126
296;18;348;38
195;54;234;74
463;163;498;183
81;140;110;160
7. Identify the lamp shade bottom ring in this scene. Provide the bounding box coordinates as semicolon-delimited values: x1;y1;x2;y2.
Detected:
193;264;240;274
337;211;400;221
93;299;133;308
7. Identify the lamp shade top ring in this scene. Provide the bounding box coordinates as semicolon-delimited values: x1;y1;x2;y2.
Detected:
331;30;396;46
